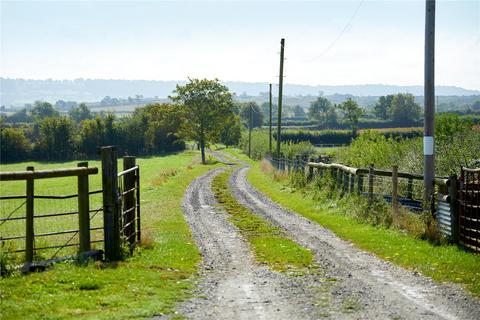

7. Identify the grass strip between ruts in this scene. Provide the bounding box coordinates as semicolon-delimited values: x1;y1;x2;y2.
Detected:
211;169;313;273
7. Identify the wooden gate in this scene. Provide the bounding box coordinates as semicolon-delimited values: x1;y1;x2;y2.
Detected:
459;167;480;252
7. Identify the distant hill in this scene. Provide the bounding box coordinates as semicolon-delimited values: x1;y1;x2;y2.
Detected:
1;78;479;107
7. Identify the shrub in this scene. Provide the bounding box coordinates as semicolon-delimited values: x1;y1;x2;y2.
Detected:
0;127;31;163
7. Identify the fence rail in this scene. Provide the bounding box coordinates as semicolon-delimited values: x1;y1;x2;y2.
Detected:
264;154;479;252
118;157;141;251
0;163;100;263
1;147;143;269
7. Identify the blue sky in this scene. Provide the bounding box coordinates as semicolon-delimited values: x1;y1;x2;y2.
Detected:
1;0;479;89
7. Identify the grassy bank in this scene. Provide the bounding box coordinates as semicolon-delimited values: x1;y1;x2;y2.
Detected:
0;151;223;319
223;148;480;297
212;170;313;273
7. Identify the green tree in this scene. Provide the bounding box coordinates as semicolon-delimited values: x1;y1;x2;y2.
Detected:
35;116;75;160
292;105;306;118
338;98;363;135
30;101;59;119
260;102;277;122
471;100;480;111
6;109;31;123
140;103;184;153
0;127;31;162
240;102;264;128
308;97;337;128
435;114;480;174
170;78;235;164
219;114;242;147
69;103;92;122
388;93;421;124
78;116;105;157
373;95;394;119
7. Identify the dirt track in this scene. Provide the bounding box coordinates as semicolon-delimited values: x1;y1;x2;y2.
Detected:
160;151;480;319
172;168;334;319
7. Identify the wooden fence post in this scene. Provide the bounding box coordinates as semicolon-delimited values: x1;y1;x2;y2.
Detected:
392;165;399;213
25;166;34;264
343;170;349;193
101;146;120;261
308;157;314;181
336;168;342;190
123;156;136;248
357;175;364;195
449;175;459;243
77;162;91;253
349;173;355;193
135;166;141;243
407;178;413;199
368;164;374;204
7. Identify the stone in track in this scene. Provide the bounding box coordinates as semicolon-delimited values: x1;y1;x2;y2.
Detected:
229;165;480;320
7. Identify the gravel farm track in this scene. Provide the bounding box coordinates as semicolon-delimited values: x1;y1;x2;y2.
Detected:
158;150;480;320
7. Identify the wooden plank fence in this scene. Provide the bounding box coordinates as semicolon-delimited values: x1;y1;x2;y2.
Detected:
0;146;141;269
264;154;480;252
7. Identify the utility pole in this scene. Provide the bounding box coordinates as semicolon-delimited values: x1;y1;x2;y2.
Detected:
424;0;435;205
248;104;253;158
269;83;273;154
276;38;285;159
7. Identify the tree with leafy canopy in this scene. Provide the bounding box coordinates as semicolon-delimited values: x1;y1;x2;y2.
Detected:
170;78;235;164
0;127;31;162
373;95;394;119
69;103;93;122
388;93;421;124
293;105;306;118
240;102;264;128
30;101;59;119
308;97;337;128
34;116;75;160
6;109;30;123
338;98;363;136
219;114;242;147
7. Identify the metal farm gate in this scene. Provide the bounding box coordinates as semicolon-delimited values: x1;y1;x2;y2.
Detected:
458;167;480;252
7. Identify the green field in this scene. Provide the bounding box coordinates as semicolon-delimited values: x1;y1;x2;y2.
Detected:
0;151;223;319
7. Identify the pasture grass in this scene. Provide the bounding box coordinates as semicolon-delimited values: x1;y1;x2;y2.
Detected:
0;151;224;319
211;169;313;273
223;147;480;297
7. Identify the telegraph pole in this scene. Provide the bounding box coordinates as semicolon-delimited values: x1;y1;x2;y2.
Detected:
248;104;253;158
269;83;273;154
276;38;285;159
424;0;435;204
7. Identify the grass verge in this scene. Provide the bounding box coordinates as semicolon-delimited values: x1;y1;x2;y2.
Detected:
223;148;480;297
0;151;223;319
211;169;313;273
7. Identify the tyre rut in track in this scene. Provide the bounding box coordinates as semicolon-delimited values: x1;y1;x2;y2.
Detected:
170;168;333;319
229;165;480;320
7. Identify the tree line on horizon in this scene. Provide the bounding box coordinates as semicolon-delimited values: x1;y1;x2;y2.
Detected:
0;79;242;163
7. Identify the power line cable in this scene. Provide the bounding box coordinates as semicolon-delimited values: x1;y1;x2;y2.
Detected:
308;0;364;61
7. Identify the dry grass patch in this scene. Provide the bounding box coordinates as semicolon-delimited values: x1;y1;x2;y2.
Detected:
151;168;178;186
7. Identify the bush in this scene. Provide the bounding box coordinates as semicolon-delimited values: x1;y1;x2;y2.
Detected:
34;116;76;161
240;130;316;160
0;127;31;163
275;129;354;145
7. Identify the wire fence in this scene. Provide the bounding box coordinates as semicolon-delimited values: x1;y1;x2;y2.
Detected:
0;165;103;263
264;154;445;213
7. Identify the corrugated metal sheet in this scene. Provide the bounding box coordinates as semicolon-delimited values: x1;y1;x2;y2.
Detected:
436;201;452;237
